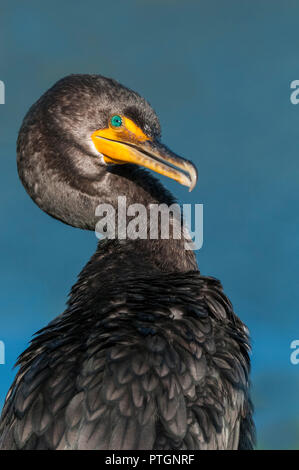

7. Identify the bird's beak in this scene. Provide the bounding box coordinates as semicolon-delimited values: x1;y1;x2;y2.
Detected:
91;126;198;192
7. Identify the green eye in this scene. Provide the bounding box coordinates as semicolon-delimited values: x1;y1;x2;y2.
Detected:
110;115;122;128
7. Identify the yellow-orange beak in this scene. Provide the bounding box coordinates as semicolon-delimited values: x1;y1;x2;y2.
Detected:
91;119;197;192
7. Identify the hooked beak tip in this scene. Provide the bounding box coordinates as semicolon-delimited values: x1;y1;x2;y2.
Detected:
184;161;198;192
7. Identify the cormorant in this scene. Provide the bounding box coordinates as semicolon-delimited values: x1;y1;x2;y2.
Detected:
0;74;255;450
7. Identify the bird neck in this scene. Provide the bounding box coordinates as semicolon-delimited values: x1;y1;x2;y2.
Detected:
95;237;198;276
93;165;198;273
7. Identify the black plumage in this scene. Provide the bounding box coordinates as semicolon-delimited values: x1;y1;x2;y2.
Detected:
0;74;255;449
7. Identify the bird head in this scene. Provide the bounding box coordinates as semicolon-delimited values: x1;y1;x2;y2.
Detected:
17;74;198;230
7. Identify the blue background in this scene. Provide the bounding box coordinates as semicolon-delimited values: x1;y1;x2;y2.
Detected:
0;0;298;449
